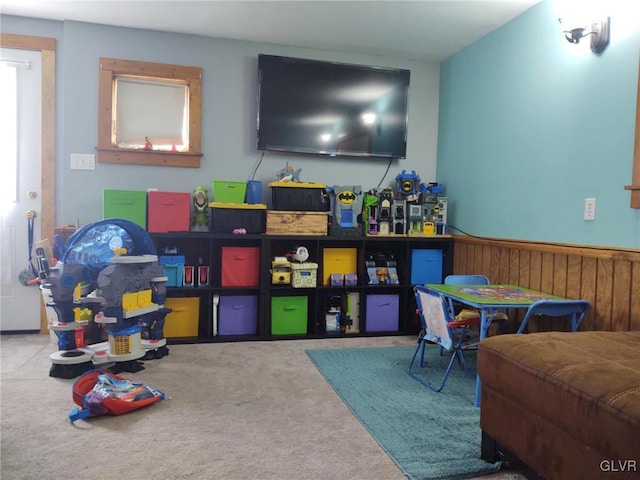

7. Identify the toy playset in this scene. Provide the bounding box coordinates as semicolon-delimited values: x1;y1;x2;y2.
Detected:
327;185;364;235
40;219;171;379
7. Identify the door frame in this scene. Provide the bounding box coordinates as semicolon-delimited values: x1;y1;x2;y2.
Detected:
1;33;56;333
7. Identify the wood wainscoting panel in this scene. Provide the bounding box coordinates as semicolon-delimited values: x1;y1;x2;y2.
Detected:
452;236;640;332
596;258;614;331
580;257;598;331
632;262;640;331
612;260;632;332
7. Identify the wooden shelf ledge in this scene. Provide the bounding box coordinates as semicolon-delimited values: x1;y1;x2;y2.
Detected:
97;147;202;168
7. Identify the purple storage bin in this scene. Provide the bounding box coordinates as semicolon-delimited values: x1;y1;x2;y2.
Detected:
219;296;258;335
365;294;399;332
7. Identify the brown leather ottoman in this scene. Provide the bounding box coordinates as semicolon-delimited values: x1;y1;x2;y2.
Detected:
478;331;640;480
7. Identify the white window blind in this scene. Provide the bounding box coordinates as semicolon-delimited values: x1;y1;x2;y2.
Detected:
115;76;188;148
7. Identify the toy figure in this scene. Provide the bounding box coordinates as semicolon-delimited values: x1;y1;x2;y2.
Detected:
271;258;292;285
285;246;309;263
144;137;153;150
276;162;302;182
395;169;424;204
192;186;209;231
327;185;363;233
363;192;379;235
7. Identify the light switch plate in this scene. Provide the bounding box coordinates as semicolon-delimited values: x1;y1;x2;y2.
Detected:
70;153;95;170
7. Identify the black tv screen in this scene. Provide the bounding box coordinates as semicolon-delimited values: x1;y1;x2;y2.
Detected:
257;55;410;159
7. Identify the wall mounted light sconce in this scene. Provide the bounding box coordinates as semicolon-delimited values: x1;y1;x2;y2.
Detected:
558;16;610;54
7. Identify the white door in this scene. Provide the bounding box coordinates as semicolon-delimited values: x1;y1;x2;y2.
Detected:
0;48;43;332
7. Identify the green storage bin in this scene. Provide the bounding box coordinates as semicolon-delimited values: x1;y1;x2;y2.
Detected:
212;180;247;204
271;296;308;335
103;189;147;228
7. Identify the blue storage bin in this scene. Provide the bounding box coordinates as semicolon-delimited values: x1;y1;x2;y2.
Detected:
246;180;263;204
158;255;185;287
410;249;443;285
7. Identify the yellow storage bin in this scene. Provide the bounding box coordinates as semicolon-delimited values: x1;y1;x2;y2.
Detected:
164;297;200;338
322;248;357;286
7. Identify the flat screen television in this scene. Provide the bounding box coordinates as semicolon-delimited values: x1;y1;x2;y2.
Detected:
257;55;410;159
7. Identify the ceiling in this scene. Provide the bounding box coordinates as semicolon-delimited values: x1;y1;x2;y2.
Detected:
0;1;541;61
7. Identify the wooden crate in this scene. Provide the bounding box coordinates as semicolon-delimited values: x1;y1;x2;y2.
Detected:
266;211;328;235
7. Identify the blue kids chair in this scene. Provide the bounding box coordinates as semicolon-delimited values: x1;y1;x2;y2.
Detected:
516;299;590;334
407;286;479;392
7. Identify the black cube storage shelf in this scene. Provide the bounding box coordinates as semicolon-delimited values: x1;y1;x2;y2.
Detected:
149;232;453;344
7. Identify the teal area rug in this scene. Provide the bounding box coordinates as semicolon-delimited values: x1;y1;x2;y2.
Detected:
306;345;502;480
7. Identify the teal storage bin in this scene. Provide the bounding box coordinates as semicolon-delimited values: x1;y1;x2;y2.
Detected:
271;296;308;335
159;255;185;287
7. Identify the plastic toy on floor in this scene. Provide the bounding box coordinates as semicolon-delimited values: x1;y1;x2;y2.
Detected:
69;369;165;423
41;219;171;379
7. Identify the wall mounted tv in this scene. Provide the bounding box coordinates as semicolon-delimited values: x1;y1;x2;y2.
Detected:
257;54;410;159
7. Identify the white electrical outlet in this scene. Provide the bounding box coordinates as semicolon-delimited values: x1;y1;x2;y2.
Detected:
584;198;596;221
70;153;95;170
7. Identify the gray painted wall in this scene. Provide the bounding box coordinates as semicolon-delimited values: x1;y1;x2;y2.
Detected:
2;15;440;226
5;5;639;249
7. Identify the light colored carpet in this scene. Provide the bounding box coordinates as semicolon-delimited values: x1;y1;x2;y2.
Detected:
0;334;528;480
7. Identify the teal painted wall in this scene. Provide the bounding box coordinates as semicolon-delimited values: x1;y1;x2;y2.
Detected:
438;1;640;248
